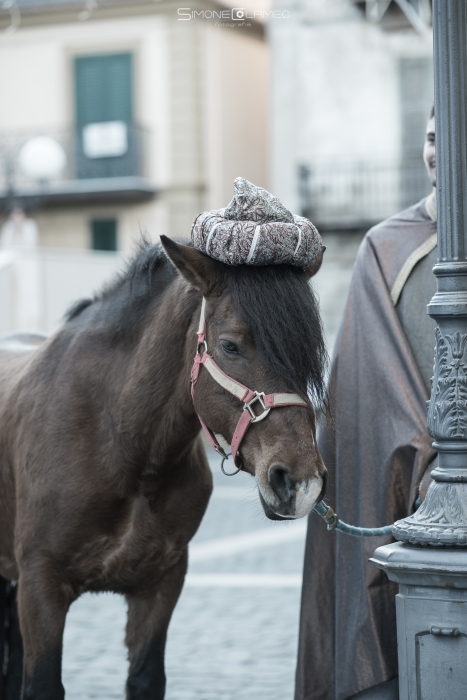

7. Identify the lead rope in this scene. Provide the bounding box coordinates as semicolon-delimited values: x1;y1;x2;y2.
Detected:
313;501;394;537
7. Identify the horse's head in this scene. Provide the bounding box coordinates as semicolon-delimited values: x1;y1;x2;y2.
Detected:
161;237;328;520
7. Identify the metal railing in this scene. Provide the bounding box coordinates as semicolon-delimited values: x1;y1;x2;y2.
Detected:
298;159;431;230
0;124;150;196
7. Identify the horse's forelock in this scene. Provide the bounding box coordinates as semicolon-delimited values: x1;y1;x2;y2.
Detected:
226;265;328;407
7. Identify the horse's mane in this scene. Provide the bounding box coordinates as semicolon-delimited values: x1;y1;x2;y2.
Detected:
66;239;328;406
65;239;176;323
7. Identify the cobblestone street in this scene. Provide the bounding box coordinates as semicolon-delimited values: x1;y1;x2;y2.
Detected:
61;233;363;699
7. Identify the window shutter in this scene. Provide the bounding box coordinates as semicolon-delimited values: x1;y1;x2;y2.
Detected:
91;219;117;251
75;53;133;125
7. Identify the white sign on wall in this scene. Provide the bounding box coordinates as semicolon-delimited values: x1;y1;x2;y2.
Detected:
82;121;128;159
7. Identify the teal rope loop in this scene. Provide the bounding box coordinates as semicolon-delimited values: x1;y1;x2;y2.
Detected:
313;501;394;537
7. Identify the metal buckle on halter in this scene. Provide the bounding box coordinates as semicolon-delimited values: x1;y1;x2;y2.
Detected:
196;340;208;355
244;391;271;423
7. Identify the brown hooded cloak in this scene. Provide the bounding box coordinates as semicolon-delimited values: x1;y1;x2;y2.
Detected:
295;197;438;700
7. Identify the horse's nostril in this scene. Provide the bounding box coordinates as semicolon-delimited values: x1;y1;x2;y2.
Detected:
268;464;294;503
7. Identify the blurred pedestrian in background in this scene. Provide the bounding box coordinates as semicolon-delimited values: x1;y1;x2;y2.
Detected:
295;107;437;700
1;207;38;250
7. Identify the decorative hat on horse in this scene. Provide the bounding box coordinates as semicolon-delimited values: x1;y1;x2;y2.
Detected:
191;177;323;268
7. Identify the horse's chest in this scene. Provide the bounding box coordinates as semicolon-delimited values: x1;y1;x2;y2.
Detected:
78;502;185;593
67;458;212;594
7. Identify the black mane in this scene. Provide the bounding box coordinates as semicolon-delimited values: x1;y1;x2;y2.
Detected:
66;241;327;406
65;240;175;323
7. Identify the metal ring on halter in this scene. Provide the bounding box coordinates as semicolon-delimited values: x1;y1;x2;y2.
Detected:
221;453;242;476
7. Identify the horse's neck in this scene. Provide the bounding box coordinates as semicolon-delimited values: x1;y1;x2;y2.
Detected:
120;278;201;465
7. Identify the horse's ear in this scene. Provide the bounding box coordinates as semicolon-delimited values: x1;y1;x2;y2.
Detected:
160;236;226;296
305;245;326;279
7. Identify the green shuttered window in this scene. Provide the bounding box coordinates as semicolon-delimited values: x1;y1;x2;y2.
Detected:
74;53;137;179
92;219;117;251
75;53;133;125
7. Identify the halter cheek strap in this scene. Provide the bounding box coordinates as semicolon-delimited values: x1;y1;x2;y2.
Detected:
190;297;309;472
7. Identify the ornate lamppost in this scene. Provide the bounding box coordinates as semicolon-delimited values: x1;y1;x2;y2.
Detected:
372;1;467;697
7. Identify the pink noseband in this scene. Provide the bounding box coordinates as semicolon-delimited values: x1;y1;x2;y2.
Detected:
190;298;309;475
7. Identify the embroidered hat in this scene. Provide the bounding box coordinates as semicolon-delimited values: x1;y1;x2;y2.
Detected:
191;177;322;267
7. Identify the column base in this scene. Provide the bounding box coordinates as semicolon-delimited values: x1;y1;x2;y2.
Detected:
392;481;467;546
371;542;467;700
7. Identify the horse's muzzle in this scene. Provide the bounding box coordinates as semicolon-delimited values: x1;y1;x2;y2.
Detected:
259;465;326;520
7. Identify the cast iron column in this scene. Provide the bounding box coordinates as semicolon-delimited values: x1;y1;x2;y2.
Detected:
394;0;467;545
371;2;467;698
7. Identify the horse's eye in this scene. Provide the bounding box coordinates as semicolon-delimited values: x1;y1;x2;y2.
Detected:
221;340;240;355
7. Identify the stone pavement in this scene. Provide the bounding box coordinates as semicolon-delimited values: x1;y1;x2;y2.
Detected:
61;232;363;699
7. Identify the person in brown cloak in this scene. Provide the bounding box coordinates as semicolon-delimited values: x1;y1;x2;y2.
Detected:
295;109;437;700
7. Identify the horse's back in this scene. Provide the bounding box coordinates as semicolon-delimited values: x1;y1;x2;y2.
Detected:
0;332;47;579
0;332;47;381
0;330;47;434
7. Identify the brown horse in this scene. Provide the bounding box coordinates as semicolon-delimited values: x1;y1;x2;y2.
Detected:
0;237;327;699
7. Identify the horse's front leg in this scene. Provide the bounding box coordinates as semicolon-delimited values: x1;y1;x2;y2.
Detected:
125;552;188;700
17;562;72;700
3;579;24;698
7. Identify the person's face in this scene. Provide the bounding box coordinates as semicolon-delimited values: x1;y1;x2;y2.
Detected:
423;116;436;188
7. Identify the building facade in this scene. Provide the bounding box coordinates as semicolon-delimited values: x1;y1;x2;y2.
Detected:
270;0;433;229
0;0;269;251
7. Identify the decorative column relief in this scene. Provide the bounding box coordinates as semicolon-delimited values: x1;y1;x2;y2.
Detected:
427;328;467;441
394;324;467;546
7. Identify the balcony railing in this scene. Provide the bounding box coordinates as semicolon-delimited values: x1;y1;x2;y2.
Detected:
298;159;431;230
0;124;155;209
